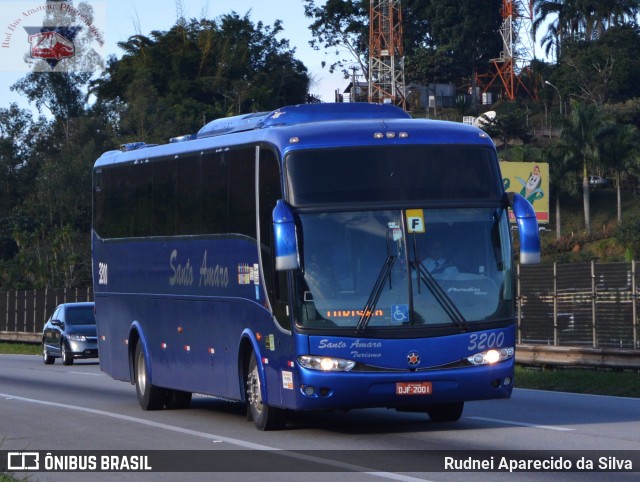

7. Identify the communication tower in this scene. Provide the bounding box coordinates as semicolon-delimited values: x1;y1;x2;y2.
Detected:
482;0;536;100
368;0;406;109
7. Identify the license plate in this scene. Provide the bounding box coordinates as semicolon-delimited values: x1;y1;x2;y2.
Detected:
396;381;432;395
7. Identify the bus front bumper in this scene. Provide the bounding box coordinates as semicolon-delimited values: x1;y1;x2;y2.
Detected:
287;360;514;411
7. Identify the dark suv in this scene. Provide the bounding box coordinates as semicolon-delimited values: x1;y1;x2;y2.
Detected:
42;302;97;365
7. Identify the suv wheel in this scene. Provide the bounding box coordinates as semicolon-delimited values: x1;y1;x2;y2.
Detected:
61;341;74;366
43;343;55;365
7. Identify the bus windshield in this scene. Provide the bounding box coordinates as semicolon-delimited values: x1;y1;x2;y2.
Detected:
286;145;503;206
295;207;513;331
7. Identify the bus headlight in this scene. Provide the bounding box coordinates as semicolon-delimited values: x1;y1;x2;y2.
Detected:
466;347;514;366
298;356;356;372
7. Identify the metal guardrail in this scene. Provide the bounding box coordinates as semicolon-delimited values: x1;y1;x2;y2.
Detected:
0;331;41;343
516;344;640;369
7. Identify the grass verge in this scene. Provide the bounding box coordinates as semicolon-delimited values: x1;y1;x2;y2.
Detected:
515;365;639;398
0;342;41;355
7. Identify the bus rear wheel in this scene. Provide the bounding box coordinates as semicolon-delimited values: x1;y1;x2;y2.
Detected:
427;401;464;422
246;352;286;431
134;342;165;410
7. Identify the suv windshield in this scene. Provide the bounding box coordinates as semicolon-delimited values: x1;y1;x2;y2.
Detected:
294;208;513;332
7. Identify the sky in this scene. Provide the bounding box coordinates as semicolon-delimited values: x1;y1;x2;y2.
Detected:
0;0;344;115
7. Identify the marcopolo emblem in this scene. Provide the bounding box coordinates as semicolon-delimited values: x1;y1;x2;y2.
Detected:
406;351;421;367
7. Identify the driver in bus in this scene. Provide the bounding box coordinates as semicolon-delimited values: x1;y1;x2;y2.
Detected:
423;239;458;275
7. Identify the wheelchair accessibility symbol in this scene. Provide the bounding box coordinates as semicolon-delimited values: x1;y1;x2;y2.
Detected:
391;304;409;323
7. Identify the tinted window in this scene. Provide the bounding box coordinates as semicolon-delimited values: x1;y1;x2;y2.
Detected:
93;147;257;239
258;149;289;329
228;148;255;237
65;306;96;325
286;145;502;206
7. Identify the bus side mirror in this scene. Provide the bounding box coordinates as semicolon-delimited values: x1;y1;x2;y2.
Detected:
273;200;300;271
508;192;541;264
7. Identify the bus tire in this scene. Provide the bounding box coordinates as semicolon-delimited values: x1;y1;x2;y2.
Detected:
246;352;286;431
165;389;192;409
134;342;165;410
427;401;464;422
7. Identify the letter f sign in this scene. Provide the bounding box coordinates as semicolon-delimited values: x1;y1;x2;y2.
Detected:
406;209;425;233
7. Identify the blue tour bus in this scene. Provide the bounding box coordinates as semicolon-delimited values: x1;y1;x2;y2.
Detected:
92;103;540;430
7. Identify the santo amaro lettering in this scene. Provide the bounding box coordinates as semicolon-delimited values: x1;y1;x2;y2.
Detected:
317;339;383;349
169;249;229;288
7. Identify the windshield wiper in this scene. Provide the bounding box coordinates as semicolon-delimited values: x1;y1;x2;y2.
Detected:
355;255;396;334
411;259;468;332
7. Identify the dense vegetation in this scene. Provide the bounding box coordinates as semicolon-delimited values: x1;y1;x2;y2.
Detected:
2;0;640;291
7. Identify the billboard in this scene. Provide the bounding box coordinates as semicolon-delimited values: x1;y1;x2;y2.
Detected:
500;161;549;224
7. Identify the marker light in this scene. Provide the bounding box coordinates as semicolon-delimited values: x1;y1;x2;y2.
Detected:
466;347;514;366
298;355;356;372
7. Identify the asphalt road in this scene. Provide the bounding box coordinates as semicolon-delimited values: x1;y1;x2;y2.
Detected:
1;354;639;481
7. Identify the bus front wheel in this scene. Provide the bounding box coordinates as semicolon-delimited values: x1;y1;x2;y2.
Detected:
427;401;464;422
134;342;165;410
246;352;286;431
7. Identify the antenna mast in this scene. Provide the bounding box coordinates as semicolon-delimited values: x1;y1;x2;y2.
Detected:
483;0;536;100
368;0;406;109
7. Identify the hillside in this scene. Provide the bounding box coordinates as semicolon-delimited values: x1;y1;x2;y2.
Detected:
540;187;639;263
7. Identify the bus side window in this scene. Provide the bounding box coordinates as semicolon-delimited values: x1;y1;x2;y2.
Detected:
176;155;202;235
259;149;290;330
228;148;256;238
201;152;229;234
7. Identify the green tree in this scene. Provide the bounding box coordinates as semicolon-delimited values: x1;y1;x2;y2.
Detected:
534;0;581;61
557;25;640;105
615;204;640;259
534;0;640;62
94;14;309;143
0;104;42;214
303;0;369;77
597;122;640;223
481;109;533;160
560;100;610;234
421;0;502;108
13;224;89;289
544;138;580;239
11;71;91;144
304;0;503;104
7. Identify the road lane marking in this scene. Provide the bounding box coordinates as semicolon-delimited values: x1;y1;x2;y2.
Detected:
0;391;432;481
467;416;574;431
